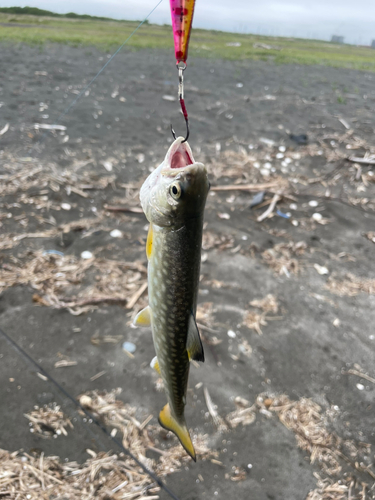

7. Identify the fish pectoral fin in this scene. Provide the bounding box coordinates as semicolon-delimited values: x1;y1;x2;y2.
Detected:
187;313;205;362
150;356;161;375
146;223;153;260
133;306;151;327
158;404;196;461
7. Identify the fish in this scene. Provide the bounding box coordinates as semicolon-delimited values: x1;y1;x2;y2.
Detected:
133;136;209;461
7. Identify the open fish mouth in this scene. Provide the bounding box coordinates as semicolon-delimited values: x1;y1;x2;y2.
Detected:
162;137;196;176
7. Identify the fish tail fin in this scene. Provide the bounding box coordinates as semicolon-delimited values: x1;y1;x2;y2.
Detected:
158;404;196;461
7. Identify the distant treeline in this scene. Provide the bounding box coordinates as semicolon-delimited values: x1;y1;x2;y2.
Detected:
0;6;146;23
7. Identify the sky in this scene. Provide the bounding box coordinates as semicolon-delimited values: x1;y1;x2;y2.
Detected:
1;0;375;45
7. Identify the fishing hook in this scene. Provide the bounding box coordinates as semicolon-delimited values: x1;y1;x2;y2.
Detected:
170;116;189;143
171;62;190;143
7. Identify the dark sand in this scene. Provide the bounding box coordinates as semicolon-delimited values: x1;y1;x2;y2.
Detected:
1;43;375;499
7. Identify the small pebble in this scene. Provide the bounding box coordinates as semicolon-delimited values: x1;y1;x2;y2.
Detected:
289;203;298;210
312;213;323;221
81;251;93;260
61;203;71;211
314;263;329;275
279;146;286;152
276;152;284;159
110;229;122;238
309;200;319;207
227;330;236;338
356;383;364;391
236;83;243;88
292;220;299;227
218;213;230;220
333;318;340;327
103;161;113;172
122;341;136;353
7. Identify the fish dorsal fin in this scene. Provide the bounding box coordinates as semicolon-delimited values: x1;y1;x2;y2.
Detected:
133;306;151;327
187;313;205;362
146;224;153;260
158;403;196;461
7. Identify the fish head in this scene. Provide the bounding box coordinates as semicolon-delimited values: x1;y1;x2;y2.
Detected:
140;137;209;227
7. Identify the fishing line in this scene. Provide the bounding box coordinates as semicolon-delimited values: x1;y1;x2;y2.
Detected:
0;326;181;500
34;0;163;148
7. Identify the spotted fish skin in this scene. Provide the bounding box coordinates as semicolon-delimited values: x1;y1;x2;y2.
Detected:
149;220;202;415
136;137;209;460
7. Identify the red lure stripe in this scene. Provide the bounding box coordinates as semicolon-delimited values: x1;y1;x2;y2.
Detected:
169;0;196;63
179;98;188;120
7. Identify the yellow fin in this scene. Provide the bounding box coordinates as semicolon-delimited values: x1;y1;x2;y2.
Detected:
150;356;161;375
146;224;153;260
133;306;151;327
158;404;196;461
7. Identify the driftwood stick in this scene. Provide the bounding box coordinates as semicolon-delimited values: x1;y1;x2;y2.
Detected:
257;194;281;222
126;281;148;309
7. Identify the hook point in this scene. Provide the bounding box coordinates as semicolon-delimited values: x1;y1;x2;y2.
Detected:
170;120;189;143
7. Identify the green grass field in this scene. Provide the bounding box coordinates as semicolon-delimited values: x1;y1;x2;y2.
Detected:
1;11;374;71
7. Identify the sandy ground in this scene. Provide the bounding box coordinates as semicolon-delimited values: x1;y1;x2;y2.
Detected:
1;43;375;499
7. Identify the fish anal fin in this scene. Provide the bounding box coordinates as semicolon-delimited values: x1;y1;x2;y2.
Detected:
158;404;196;461
133;306;151;327
146;224;153;260
187;313;205;362
150;356;161;375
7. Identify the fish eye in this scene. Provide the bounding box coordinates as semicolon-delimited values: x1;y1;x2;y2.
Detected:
169;182;182;200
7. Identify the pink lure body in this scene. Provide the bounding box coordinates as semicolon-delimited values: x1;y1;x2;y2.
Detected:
169;0;196;63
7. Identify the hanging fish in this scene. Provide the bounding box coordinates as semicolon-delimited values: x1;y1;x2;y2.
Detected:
170;0;196;64
134;137;209;460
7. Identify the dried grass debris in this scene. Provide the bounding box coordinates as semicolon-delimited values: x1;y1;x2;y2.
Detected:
262;241;307;276
202;231;236;251
2;389;215;499
0;252;147;314
226;397;256;428
250;294;279;314
243;294;281;334
363;232;375;244
257;394;375;489
0;154;115;199
326;273;375;297
242;311;268;335
306;476;349;500
24;404;73;438
225;466;247;482
258;394;341;475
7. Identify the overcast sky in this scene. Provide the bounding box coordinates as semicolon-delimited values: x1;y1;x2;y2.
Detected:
1;0;375;45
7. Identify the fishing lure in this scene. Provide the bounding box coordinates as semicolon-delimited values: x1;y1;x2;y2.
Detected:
170;0;196;64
